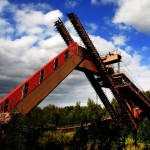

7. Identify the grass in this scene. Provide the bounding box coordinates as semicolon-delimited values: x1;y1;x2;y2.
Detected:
125;138;150;150
65;131;75;138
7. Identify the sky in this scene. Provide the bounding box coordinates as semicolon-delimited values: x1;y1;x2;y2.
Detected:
0;0;150;107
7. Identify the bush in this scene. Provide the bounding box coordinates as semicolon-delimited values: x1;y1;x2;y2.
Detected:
38;131;72;149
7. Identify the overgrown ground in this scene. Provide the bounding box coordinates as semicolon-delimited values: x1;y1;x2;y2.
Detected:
0;98;150;149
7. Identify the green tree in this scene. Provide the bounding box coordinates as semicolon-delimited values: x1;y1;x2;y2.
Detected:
87;98;103;122
111;98;123;116
0;114;29;150
68;101;82;125
29;107;43;127
87;117;124;150
144;90;150;100
42;104;60;127
72;124;88;150
57;106;74;126
137;117;150;149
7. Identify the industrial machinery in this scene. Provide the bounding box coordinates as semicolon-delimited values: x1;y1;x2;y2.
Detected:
0;13;150;128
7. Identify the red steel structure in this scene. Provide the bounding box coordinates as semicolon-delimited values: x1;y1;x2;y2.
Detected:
0;13;150;128
54;18;122;128
0;42;120;114
0;43;79;113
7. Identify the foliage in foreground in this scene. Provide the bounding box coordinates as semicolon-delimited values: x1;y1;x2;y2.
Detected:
38;131;72;149
0;98;150;149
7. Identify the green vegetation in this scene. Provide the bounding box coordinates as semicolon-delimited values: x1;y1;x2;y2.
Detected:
0;98;150;149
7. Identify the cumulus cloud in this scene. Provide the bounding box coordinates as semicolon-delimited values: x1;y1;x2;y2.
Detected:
86;23;98;34
65;0;78;8
89;35;150;92
91;0;118;5
113;0;150;33
120;51;150;91
0;2;63;98
90;35;116;54
0;0;9;13
38;35;65;50
116;23;131;31
0;1;150;108
0;18;14;37
125;46;132;52
15;9;63;36
141;46;149;52
112;35;127;46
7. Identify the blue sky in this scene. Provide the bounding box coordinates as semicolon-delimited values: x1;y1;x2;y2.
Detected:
0;0;150;107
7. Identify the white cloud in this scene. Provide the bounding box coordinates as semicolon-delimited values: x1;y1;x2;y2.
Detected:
64;20;78;36
16;2;52;14
120;51;150;91
86;23;98;34
141;46;149;52
116;24;131;31
112;35;126;46
15;10;44;28
44;10;63;25
38;34;66;51
21;47;51;70
0;18;14;37
113;0;150;33
91;0;118;5
0;18;9;26
0;1;150;108
65;0;78;8
0;36;38;55
90;35;116;54
15;9;63;36
125;46;132;52
0;0;9;13
27;27;43;35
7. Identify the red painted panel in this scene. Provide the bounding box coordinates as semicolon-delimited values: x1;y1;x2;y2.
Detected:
0;42;78;112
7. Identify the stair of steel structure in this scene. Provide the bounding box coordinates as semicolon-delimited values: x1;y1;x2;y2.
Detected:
109;77;138;127
111;75;138;124
85;71;122;127
55;18;122;127
67;13;137;128
67;13;107;81
112;73;150;115
55;18;74;46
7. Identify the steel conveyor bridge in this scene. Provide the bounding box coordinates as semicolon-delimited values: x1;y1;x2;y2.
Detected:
0;13;150;128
